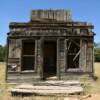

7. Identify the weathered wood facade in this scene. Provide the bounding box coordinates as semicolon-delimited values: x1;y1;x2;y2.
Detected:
6;10;95;82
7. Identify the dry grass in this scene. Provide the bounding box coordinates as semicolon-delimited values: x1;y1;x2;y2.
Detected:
0;62;5;83
84;63;100;94
0;62;100;100
94;63;100;79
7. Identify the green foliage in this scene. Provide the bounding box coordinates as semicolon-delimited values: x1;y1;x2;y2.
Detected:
94;48;100;62
0;45;6;62
94;42;100;62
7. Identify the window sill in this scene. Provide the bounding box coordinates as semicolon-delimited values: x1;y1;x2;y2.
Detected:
21;70;36;73
67;68;82;72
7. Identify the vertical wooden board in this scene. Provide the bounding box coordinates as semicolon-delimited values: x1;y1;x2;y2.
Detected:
79;39;82;70
64;39;68;72
36;39;42;77
54;11;57;20
8;39;21;58
79;40;87;72
87;39;93;72
86;46;93;72
39;37;44;79
8;39;15;58
15;39;21;58
57;38;60;79
34;40;38;71
60;39;65;72
31;10;72;21
82;40;87;71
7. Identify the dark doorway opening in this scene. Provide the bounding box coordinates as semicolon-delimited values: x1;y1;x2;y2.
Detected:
43;41;57;78
22;40;35;71
67;39;80;69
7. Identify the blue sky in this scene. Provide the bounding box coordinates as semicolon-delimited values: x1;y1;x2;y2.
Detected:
0;0;100;46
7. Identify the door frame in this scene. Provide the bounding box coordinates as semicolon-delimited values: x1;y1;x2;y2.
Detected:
43;40;57;77
40;39;58;79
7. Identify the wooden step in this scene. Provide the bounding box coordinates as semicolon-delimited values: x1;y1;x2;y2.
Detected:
33;80;83;86
11;86;83;96
10;81;84;96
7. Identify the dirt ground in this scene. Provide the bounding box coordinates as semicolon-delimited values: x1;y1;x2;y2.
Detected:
1;94;100;100
63;94;100;100
85;94;100;100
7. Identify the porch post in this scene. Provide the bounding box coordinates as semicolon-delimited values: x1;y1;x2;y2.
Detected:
39;37;44;80
57;38;60;79
34;39;38;71
65;39;68;72
20;39;23;72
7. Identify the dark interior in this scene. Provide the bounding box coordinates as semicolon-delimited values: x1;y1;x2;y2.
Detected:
22;41;35;71
43;41;57;77
67;39;80;69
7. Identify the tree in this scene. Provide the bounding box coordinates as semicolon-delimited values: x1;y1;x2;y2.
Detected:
94;42;100;62
0;45;6;62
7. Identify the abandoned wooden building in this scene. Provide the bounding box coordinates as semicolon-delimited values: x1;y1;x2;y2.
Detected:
6;10;95;82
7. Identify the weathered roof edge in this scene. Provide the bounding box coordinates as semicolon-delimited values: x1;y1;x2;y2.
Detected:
9;21;94;29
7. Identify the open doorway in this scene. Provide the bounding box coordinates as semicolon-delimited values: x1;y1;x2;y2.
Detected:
22;40;35;71
43;41;57;78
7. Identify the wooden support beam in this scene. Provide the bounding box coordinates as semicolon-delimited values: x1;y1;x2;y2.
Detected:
70;39;80;47
34;40;38;72
39;37;44;80
65;39;68;72
57;38;60;79
67;41;71;52
20;39;23;72
73;50;81;61
92;37;94;73
79;39;82;69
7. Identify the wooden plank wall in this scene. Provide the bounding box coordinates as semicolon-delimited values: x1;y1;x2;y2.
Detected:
8;39;21;58
31;10;72;22
59;39;66;73
79;39;87;72
7;39;21;72
86;40;93;72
